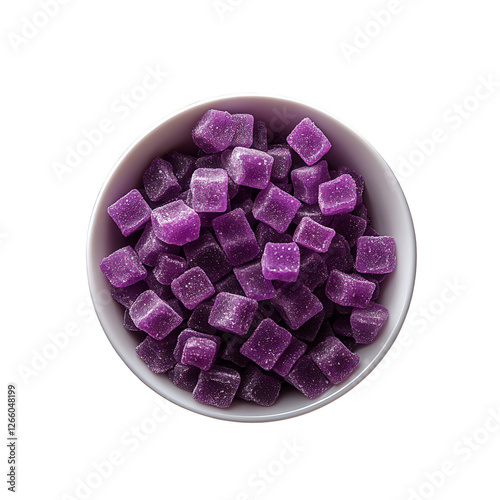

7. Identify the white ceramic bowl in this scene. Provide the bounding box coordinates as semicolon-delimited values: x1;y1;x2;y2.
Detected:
87;95;416;422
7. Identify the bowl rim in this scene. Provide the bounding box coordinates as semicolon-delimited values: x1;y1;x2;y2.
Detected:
86;93;417;423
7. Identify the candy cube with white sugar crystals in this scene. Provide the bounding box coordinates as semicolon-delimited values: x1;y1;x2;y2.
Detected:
193;365;241;408
287;118;332;166
135;222;179;267
153;253;187;285
293;203;332;226
208;292;258;335
268;146;292;183
285;355;330;399
190;168;228;213
226;147;273;189
107;189;151;237
100;246;147;287
173;329;221;363
151;200;201;245
136;334;177;374
165;152;197;191
325;269;375;308
171;267;215;310
192;109;235;154
110;281;148;308
355;236;397;274
181;336;218;371
168;363;200;392
350;302;389;344
234;260;276;301
291;161;331;205
273;337;307;377
143;157;182;203
230;113;254;148
331;165;365;206
261;242;301;282
293;217;336;253
318;174;357;216
330;213;367;247
237;365;281;406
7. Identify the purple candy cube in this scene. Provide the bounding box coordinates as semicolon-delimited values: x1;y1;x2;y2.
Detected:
190;168;228;213
100;246;147;287
255;222;293;256
271;283;324;330
181;336;218;371
331;166;365;206
164;152;197;191
136;334;177;374
330;214;367;247
129;290;183;340
351;302;389;344
151;200;201;245
252;183;301;234
110;281;149;308
285;355;331;399
143;157;182;203
214;273;245;296
168;363;200;392
310;336;360;384
193;365;241;408
273;337;307;377
135;222;179;267
237;365;281;406
240;318;292;370
261;242;301;282
226;147;273;189
325;269;375;308
291;160;331;205
192;109;235;154
293;217;336;253
187;301;217;334
293;203;333;227
171;267;215;310
107;189;151;237
153;253;188;285
296;248;328;290
252;120;268;151
173;329;221;363
212;208;260;266
318;174;357;216
287;118;332;166
234;260;276;301
221;336;249;368
355;236;397;274
230;113;255;148
208;292;258;336
268;146;292;183
322;233;354;273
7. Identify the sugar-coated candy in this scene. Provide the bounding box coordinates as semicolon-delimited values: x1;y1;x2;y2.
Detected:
220;336;249;367
171;267;215;310
226;147;273;189
322;233;353;273
135;222;179;267
230;113;255;148
330;213;367;247
310;336;360;384
181;336;218;371
107;189;151;237
296;248;328;290
190;168;228;213
268;146;292;183
212;208;259;266
100;246;147;287
234;260;276;301
261;242;301;282
355;236;397;274
151;200;201;245
208;292;258;335
168;363;200;392
192;109;235;154
153;253;188;285
173;329;221;363
193;365;241;408
136;334;177;373
130;290;183;340
273;337;307;377
291;161;330;205
252;183;301;233
325;269;375;308
252;120;268;151
331;165;364;206
292;310;325;342
124;309;141;331
293;203;332;226
187;301;217;334
318;174;357;216
271;283;323;330
350;302;389;344
110;281;148;308
184;231;232;282
293;217;336;253
287;118;332;166
165;152;196;191
237;365;281;406
214;273;245;296
286;355;330;399
143;157;182;203
240;318;292;370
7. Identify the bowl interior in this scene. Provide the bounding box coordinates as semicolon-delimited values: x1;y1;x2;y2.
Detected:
87;95;416;422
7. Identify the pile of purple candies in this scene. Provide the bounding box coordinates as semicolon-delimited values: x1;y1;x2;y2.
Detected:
100;110;397;409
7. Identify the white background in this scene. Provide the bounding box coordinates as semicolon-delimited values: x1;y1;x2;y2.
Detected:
2;1;499;499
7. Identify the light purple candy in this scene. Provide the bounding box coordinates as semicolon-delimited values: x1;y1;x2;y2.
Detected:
318;174;357;216
135;222;179;267
151;200;201;245
214;273;245;296
351;302;389;344
293;203;333;226
226;147;273;189
252;120;268;151
136;334;177;373
293;310;325;342
129;290;183;340
296;248;328;290
234;260;276;301
268;146;292;183
293;217;336;253
287;118;332;166
192;109;235;154
252;183;301;234
110;281;148;308
285;355;330;399
310;336;360;384
261;242;301;282
208;292;258;336
107;189;151;237
168;363;200;392
330;213;367;247
165;152;197;191
100;246;147;287
273;337;307;377
331;165;365;206
171;267;215;310
230;114;255;148
271;283;323;330
212;208;260;266
291;160;331;205
181;336;218;371
187;301;217;334
355;236;397;274
190;168;228;213
220;336;249;367
325;269;375;308
322;233;353;273
153;253;187;285
143;157;182;203
173;328;221;363
237;365;281;406
193;365;241;408
240;318;292;370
